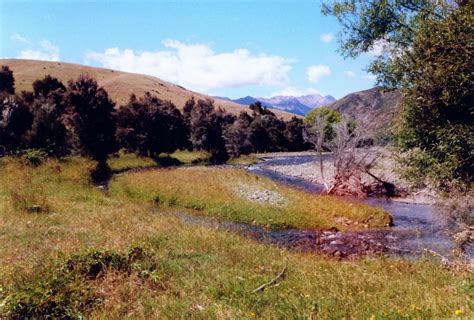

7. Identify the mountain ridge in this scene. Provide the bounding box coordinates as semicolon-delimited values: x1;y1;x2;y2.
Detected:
216;93;337;116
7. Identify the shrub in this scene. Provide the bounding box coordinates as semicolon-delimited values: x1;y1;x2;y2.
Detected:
3;246;154;319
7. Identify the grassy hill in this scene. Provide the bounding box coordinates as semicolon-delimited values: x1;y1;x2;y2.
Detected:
0;59;296;120
327;87;402;137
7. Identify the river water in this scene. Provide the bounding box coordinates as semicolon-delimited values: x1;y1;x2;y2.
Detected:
170;155;471;259
249;155;473;257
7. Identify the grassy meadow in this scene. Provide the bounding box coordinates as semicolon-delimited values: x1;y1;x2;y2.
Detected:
110;166;391;230
0;155;472;319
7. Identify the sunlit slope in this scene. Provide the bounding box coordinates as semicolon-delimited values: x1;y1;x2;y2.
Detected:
1;59;296;119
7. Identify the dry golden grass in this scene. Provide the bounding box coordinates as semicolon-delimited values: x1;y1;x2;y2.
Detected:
1;59;297;120
0;157;471;319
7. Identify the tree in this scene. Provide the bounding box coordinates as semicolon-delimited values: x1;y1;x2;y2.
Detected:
117;93;188;159
0;65;15;94
32;75;66;97
304;107;341;144
0;96;33;154
26;78;70;157
323;0;473;190
65;75;118;181
283;117;306;151
224;112;253;158
186;99;233;163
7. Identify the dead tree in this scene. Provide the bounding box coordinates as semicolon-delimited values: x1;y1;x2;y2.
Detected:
306;114;391;197
304;114;330;191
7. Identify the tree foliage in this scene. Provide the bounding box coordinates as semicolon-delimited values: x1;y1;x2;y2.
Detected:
304;107;341;143
26;77;70;156
324;0;473;189
0;65;15;94
117;93;188;158
65;76;118;181
0;68;311;169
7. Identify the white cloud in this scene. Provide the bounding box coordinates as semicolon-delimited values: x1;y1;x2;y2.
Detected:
85;40;293;92
17;40;60;61
270;86;322;97
367;39;392;56
11;33;32;45
306;65;331;83
344;70;356;78
320;33;333;43
363;74;377;81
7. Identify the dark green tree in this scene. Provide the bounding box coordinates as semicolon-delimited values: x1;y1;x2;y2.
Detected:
0;65;15;94
186;99;234;163
324;0;473;189
33;75;66;97
117;93;188;159
65;75;118;182
0;96;33;154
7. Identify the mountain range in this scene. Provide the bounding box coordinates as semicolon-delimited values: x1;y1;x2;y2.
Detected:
215;94;337;116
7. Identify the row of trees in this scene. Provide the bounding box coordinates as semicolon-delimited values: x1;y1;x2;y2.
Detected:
0;66;309;180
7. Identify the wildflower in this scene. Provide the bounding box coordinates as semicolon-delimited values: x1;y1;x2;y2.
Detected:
454;309;464;316
370;315;376;320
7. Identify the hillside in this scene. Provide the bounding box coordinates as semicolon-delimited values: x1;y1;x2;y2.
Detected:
326;87;402;135
0;59;297;120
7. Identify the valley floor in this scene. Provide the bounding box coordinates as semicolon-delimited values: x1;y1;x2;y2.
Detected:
0;153;471;318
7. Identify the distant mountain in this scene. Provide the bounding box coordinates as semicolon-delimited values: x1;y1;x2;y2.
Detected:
216;93;337;116
326;87;402;135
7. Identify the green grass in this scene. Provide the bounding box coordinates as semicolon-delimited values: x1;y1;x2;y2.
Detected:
227;154;260;166
110;166;392;230
0;157;471;319
108;150;211;172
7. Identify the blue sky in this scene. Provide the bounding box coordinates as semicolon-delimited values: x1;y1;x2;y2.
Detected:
0;0;378;99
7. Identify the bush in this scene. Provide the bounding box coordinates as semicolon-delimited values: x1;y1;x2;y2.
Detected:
3;246;154;319
5;164;51;214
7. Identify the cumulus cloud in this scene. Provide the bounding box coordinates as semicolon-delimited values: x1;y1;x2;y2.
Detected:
270;86;322;97
344;71;356;78
17;39;60;61
306;65;331;83
85;40;293;92
320;33;334;43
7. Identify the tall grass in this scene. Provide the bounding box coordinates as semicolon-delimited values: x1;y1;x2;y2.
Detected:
110;166;392;230
0;157;471;318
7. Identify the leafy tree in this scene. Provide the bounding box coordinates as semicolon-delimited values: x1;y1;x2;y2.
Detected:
186;99;234;163
284;117;308;151
26;78;70;156
224;112;254;158
304;107;341;143
248;102;287;152
117;93;188;159
32;75;66;97
397;5;474;189
0;65;15;94
0;96;33;154
324;0;473;189
65;75;118;181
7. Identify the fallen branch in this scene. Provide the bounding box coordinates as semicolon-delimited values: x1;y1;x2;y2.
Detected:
253;265;287;293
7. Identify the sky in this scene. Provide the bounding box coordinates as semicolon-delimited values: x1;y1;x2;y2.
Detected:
0;0;379;99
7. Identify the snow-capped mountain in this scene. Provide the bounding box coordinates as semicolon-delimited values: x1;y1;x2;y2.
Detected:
216;94;337;116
